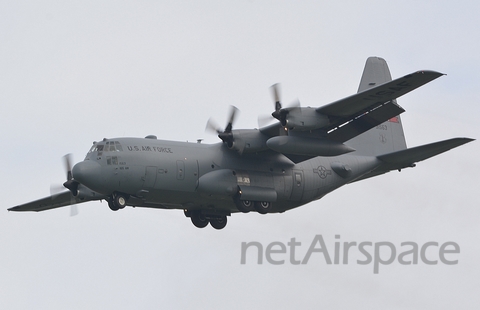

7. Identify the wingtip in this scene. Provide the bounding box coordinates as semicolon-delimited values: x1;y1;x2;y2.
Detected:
414;70;445;77
446;137;475;149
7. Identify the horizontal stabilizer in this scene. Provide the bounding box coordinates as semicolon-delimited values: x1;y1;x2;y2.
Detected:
377;137;474;169
351;138;474;183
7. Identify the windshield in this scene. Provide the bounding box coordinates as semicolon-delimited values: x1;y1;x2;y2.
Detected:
85;140;124;160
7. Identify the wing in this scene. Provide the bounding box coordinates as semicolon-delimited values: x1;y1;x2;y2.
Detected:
317;70;443;117
260;70;444;142
318;70;444;142
259;69;445;162
8;191;89;212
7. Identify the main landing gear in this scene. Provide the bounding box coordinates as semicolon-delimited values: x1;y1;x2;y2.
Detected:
185;210;228;230
234;197;272;214
107;193;129;211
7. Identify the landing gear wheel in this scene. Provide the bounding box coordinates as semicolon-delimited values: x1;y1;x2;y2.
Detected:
108;199;119;211
210;216;227;230
108;193;128;211
254;201;272;214
114;194;127;209
191;212;209;228
235;198;254;213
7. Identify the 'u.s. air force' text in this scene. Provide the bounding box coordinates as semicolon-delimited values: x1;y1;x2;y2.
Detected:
127;146;173;153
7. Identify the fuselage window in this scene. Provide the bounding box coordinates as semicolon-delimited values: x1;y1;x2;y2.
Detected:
106;156;119;165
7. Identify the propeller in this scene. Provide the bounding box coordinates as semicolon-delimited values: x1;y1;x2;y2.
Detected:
206;106;239;147
50;154;79;216
62;154;79;196
257;83;300;135
270;83;283;123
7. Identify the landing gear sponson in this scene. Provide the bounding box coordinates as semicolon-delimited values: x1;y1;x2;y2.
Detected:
106;192;272;230
234;197;272;214
183;198;273;230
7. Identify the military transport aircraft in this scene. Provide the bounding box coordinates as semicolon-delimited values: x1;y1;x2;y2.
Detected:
8;57;474;229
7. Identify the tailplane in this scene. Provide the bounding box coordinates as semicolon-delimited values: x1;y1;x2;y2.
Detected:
353;137;474;182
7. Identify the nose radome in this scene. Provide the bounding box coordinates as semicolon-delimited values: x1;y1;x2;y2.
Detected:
72;160;102;191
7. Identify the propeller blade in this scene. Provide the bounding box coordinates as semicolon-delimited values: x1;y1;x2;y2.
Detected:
289;99;301;109
70;204;79;217
62;154;79;196
224;106;239;133
205;118;222;134
63;154;73;180
270;83;282;111
67;191;78;217
50;184;66;199
257;114;275;127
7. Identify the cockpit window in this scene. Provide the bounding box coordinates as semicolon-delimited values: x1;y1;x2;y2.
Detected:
104;141;123;152
85;143;104;159
115;141;123;151
87;144;104;153
86;141;123;160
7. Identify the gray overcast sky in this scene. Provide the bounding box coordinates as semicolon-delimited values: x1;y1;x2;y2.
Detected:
1;1;479;309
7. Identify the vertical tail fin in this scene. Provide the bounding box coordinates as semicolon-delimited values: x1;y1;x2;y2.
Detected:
345;57;407;156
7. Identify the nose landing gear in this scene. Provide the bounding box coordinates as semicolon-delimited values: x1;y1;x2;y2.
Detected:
107;193;129;211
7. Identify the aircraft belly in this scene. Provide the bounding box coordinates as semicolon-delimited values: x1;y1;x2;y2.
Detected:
132;189;237;211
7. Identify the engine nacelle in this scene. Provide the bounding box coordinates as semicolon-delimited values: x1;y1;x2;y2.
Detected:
284;107;330;131
266;136;355;157
228;129;269;154
76;185;106;201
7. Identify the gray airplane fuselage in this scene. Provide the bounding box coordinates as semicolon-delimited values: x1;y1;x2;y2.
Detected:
73;136;380;214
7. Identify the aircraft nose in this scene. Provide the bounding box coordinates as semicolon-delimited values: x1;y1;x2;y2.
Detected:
72;160;103;191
